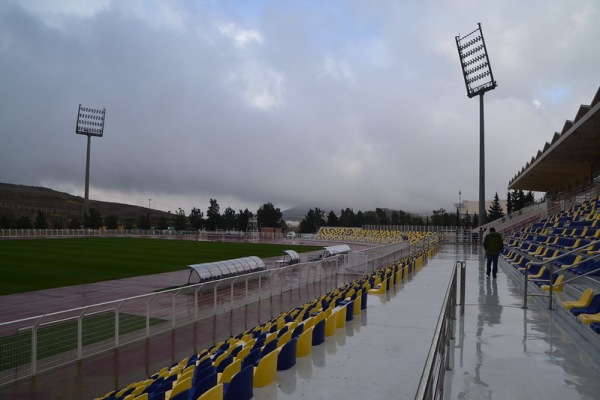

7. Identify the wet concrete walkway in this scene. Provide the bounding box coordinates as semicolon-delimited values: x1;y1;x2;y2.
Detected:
445;245;600;400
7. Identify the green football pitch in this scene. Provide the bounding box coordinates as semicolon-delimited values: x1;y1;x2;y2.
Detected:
0;238;323;296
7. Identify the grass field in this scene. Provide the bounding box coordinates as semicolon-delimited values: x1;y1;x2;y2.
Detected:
0;238;323;296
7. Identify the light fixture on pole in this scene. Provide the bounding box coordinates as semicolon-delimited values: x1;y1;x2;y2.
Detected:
76;104;106;215
455;23;497;227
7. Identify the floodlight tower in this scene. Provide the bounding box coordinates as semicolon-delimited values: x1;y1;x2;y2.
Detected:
455;23;497;227
75;104;106;214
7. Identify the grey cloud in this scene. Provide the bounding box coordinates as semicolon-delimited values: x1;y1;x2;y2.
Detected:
1;1;599;216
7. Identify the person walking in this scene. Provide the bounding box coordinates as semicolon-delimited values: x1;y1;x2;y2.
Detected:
483;227;504;278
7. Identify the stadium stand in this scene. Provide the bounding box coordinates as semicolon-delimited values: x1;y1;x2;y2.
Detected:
93;249;430;400
315;227;435;245
501;193;600;336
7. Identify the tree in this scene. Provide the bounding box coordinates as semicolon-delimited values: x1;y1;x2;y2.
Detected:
105;214;119;229
174;208;187;230
0;215;15;229
506;191;513;214
84;208;103;229
123;218;135;229
223;207;237;230
326;211;339;226
157;215;168;230
375;208;390;225
487;192;504;222
510;189;526;211
299;208;326;233
363;211;378;225
431;208;448;226
34;210;48;229
188;207;204;230
525;191;535;205
355;211;365;227
16;215;33;229
206;199;221;231
338;208;356;227
138;213;151;230
463;210;473;228
69;218;81;229
472;212;479;228
236;209;253;232
257;202;283;228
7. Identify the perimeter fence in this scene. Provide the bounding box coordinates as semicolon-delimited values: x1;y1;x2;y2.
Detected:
0;237;438;387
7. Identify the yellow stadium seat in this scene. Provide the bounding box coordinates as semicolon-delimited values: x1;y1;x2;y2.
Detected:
563;288;594;310
253;349;279;387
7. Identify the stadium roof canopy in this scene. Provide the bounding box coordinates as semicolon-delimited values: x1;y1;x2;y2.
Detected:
508;86;600;194
187;256;265;283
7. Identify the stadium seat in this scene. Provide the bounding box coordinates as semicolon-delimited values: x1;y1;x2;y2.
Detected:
277;330;292;347
189;372;217;400
223;365;254;400
296;326;314;357
540;274;565;291
562;288;593;310
241;348;261;369
335;306;347;329
311;319;326;346
196;383;223;400
590;322;600;334
260;338;278;358
277;337;298;371
218;359;241;384
235;346;251;362
577;312;600;325
253;349;279;387
291;323;304;338
324;312;337;337
368;279;386;294
570;294;600;317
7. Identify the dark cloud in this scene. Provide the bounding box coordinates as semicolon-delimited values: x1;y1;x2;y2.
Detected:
1;1;599;215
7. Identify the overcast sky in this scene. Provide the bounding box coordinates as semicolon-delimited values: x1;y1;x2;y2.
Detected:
1;1;599;216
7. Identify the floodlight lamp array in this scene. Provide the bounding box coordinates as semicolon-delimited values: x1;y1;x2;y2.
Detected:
455;23;497;98
76;104;106;137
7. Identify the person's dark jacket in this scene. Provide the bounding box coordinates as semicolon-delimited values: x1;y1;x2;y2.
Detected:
483;231;504;256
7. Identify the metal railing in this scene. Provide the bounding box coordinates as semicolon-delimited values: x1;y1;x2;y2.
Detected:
0;239;438;387
0;257;340;385
522;238;600;309
415;260;464;400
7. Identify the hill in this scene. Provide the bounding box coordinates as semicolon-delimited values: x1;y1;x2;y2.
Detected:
0;182;169;228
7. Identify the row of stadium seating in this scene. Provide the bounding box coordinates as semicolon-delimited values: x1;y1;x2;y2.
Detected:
501;195;600;335
563;289;600;334
315;227;434;245
94;249;429;400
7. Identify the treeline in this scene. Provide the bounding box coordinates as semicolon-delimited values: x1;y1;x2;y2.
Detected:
0;190;535;232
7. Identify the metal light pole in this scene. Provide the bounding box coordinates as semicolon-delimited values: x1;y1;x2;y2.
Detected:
455;23;497;227
76;104;106;214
